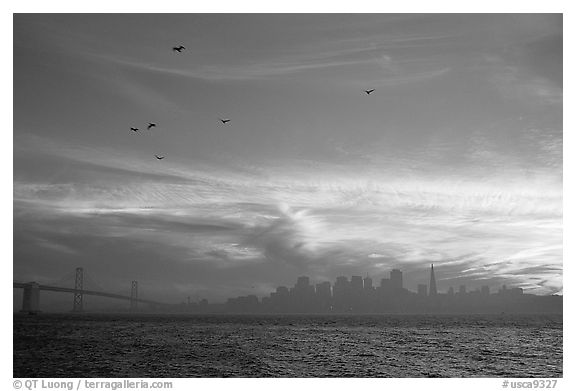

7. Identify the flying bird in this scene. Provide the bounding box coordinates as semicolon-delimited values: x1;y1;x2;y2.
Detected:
130;127;139;132
172;45;185;52
155;155;165;160
365;89;375;95
219;118;231;124
147;122;157;130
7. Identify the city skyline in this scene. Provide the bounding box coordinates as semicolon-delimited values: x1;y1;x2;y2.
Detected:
217;264;562;314
225;263;542;305
14;14;562;305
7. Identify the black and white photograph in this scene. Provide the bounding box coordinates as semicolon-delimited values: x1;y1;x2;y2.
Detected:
12;9;564;382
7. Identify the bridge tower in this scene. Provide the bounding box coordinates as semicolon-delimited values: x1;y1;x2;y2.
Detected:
72;267;84;312
21;282;40;314
130;281;138;312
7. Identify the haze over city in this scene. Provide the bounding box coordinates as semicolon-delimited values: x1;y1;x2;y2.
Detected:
14;14;562;307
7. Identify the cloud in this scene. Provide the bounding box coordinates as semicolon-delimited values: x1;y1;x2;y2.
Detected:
93;55;367;81
16;167;561;296
85;35;453;84
480;53;562;105
14;123;562;299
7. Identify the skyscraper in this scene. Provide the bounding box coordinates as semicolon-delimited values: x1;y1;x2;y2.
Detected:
296;276;310;289
333;276;350;311
429;264;437;296
350;276;364;292
316;281;331;297
293;276;314;312
363;275;373;291
390;269;403;291
316;281;332;312
379;278;391;296
349;276;363;312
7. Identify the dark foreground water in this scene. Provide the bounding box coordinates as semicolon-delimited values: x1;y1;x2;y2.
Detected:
14;313;562;377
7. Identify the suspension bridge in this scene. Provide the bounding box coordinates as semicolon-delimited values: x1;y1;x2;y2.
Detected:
13;267;167;313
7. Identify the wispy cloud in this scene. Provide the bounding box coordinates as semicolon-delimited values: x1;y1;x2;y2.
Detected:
14;134;562;295
480;54;562;105
86;36;452;84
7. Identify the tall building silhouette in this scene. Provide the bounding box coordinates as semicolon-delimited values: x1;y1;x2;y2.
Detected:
296;276;310;289
316;281;331;308
363;275;373;290
350;276;363;292
333;276;350;311
350;276;363;311
429;264;437;296
293;276;315;312
390;269;403;291
316;281;331;297
380;278;390;289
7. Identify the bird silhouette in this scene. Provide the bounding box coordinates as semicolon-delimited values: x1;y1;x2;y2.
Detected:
147;122;157;130
155;155;165;160
172;45;185;52
130;127;139;132
365;89;375;95
219;118;231;124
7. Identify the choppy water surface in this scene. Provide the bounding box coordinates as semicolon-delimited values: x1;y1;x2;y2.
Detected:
14;314;562;377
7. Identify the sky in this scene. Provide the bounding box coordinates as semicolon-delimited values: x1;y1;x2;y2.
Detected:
13;14;562;306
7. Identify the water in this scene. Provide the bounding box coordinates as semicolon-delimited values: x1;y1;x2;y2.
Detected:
13;313;562;377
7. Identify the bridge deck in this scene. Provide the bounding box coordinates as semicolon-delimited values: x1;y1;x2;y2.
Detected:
13;282;165;306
